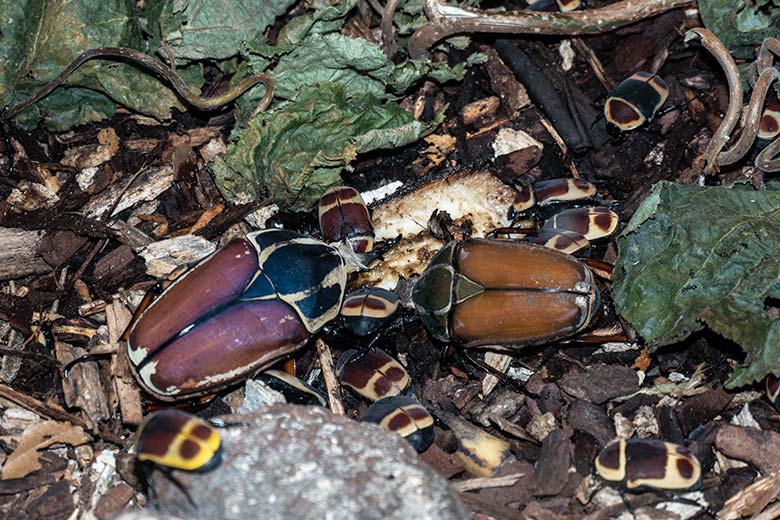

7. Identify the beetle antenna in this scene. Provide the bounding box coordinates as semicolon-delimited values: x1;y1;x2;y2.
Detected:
62;352;113;378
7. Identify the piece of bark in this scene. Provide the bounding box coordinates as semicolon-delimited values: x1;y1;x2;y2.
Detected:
107;299;143;426
674;384;732;435
56;341;111;429
25;479;75;519
81;165;175;220
533;429;572;497
717;473;780;520
0;228;49;280
567;398;615;447
715;424;780;475
558;364;639;404
37;230;89;268
93;245;139;287
94;482;136;520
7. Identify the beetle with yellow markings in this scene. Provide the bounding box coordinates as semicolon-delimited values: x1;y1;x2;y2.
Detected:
595;438;701;491
132;409;223;507
361;396;434;453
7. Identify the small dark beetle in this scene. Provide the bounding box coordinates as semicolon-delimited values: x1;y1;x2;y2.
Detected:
506;178;618;254
605;72;669;135
340;287;400;338
127;229;347;401
318;186;374;254
595;438;701;491
362;396;434;452
338;348;409;401
257;369;327;407
412;239;599;348
132;409;222;505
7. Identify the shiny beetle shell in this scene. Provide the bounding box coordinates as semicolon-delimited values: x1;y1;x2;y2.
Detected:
338;348;410;401
595;438;701;491
340;287;400;337
318;186;374;254
605;72;669;132
133;409;222;472
257;369;327;407
411;239;599;348
361;396;434;452
127;229;347;401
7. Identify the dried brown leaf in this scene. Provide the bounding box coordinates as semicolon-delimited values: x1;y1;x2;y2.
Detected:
2;420;88;480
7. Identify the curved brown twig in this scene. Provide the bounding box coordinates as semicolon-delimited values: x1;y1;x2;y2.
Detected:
408;0;694;59
718;67;779;166
4;47;274;120
684;28;743;175
757;137;780;171
381;0;401;58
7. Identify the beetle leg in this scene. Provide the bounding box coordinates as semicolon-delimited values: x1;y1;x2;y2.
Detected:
119;280;166;342
618;488;639;520
159;467;197;507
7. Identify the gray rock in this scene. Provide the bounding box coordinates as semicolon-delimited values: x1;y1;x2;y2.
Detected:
147;404;467;520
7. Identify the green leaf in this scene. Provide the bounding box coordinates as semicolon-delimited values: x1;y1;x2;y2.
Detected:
158;0;297;63
212;83;435;212
0;0;191;129
613;181;780;388
699;0;780;59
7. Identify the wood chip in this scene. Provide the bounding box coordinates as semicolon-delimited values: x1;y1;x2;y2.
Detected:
136;234;215;278
718;472;780;520
481;352;512;398
107;299;142;426
82;165;175;220
453;472;525;493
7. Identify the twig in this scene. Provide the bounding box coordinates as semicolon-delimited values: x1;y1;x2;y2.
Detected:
315;338;345;415
0;382;89;428
494;39;590;153
452;473;525;493
409;0;695;59
718;67;779;166
381;0;401;58
684;28;743;175
4;47;274;120
572;38;615;92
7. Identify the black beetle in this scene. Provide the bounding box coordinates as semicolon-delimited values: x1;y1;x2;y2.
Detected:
126;229;347;401
339;287;400;338
361;395;434;452
604;72;669;136
132;409;222;506
595;438;702;491
411;238;600;348
257;369;328;407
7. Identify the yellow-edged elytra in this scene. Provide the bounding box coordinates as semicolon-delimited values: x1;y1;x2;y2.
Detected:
337;348;410;401
605;72;669;134
506;178;618;254
595;438;701;491
257;369;327;407
361;396;434;453
339;287;400;338
132;409;222;506
318;186;375;254
412;239;600;348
